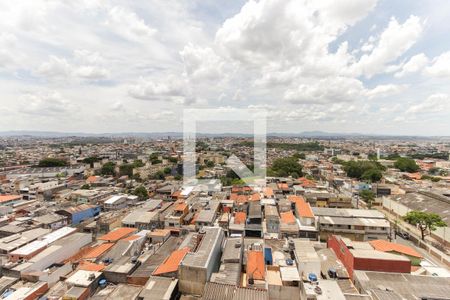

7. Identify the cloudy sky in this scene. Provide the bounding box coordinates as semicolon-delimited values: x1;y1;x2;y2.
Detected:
1;0;449;135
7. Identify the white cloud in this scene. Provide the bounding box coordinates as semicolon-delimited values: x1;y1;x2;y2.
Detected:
352;16;424;78
128;76;189;103
180;43;225;81
285;77;366;104
394;53;429;77
406;93;450;114
425;51;450;77
20;91;73;116
104;6;157;42
36;51;110;81
366;84;408;98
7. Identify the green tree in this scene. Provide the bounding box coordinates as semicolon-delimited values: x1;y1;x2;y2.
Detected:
163;167;172;174
100;162;116;176
80;184;90;190
404;211;447;240
168;157;178;163
119;164;134;177
83;156;100;168
361;169;382;182
268;156;303;177
132;185;149;201
359;189;375;209
205;160;215;168
152;170;165;180
174;174;182;181
38;158;68;167
394;157;420;173
343;160;385;180
132;159;145;168
293;152;306;159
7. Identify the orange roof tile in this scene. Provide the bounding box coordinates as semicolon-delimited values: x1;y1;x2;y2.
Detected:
288;195;305;203
121;235;141;241
82;243;114;260
369;240;423;258
263;187;274;198
277;183;289;190
288;195;314;218
280;211;296;224
152;247;190;275
86;176;98;183
295;199;314;218
235;195;248;204
190;212;199;225
247;250;265;280
98;227;137;242
0;195;21;203
78;261;105;272
230;193;238;201
171;190;182;198
234;212;247;224
249;193;261;201
174;202;187;211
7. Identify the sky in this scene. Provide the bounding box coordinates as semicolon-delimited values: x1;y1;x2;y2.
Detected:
0;0;450;135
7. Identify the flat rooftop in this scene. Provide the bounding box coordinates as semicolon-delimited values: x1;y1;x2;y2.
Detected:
354;270;450;300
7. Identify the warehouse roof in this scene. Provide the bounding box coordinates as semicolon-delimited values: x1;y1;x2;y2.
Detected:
312;207;385;219
354;270;450;300
138;276;178;300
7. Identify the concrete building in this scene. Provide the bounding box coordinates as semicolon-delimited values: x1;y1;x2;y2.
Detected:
328;235;411;278
313;207;390;241
103;195;128;210
179;227;224;296
55;204;100;225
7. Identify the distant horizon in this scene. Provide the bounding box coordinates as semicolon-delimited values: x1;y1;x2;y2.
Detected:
1;129;450;139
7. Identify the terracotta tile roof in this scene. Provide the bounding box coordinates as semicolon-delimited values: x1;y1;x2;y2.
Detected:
297;177;316;188
190;212;199;225
0;195;21;203
235;195;248;204
295;199;314;218
231;186;240;193
277;183;289;190
230;193;238;201
78;261;105;272
152;247;190;275
171;190;182;198
289;195;314;218
234;212;247;224
247;250;265;280
98;227;137;242
280;211;296;224
249;193;261;201
174;201;187;211
288;195;305;203
263;187;274;198
86;176;98;183
121;235;141;241
369;240;423;258
82;243;114;260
